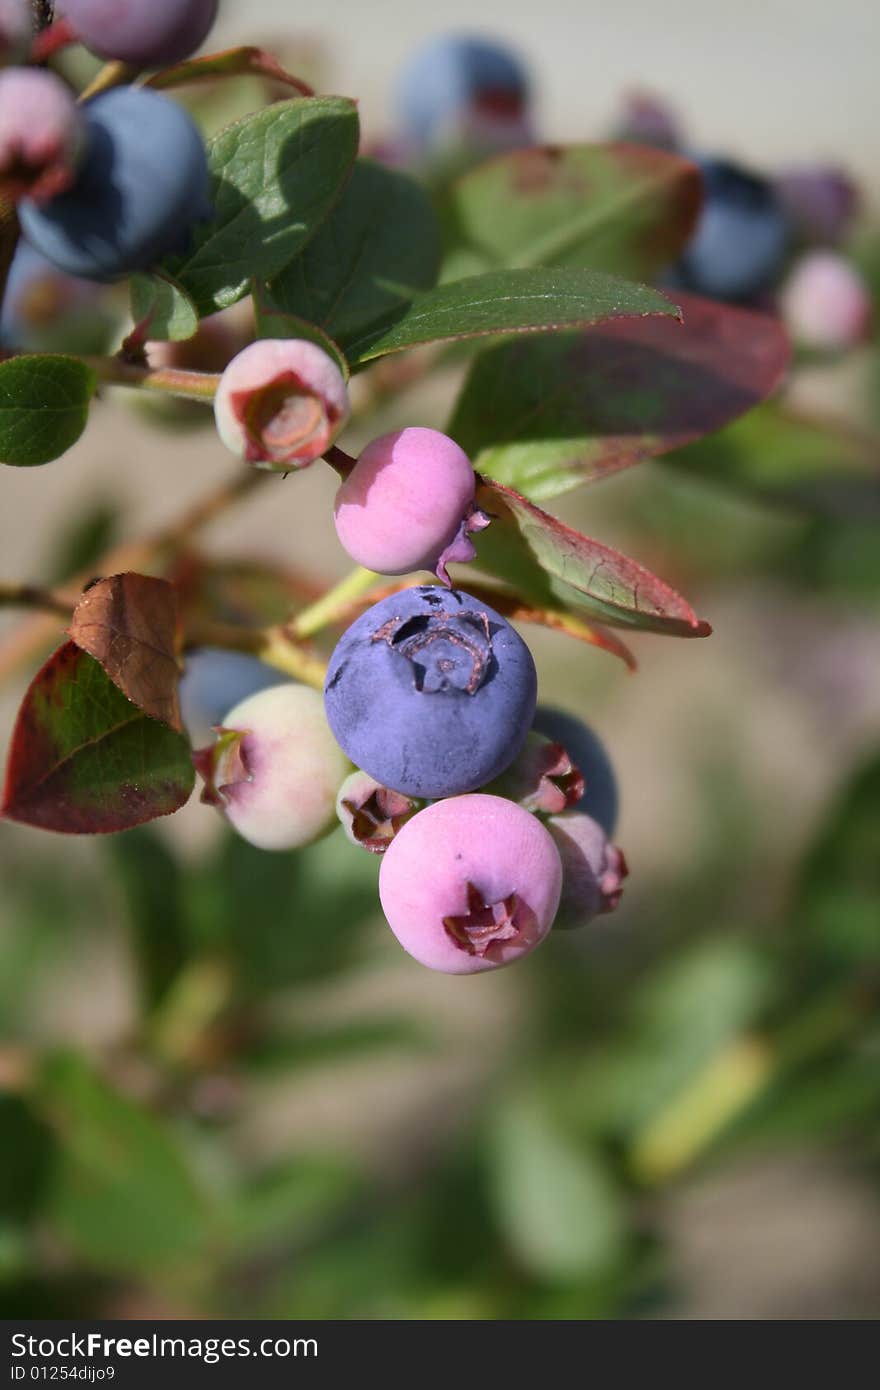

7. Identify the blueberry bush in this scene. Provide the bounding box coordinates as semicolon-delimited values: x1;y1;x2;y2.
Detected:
1;8;878;1319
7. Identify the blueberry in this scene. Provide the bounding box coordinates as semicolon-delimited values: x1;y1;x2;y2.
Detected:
59;0;218;67
546;812;628;930
671;157;790;302
395;34;532;155
324;586;538;799
179;647;288;745
335;769;421;854
0;242;100;351
378;794;562;973
613;91;681;151
214;338;350;471
774;165;859;247
334;427;488;583
532;706;619;836
193;683;350;852
0;68;84;204
18;87;210;282
780;250;872;352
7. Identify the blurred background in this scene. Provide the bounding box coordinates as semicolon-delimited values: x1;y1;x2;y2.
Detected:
1;0;879;1320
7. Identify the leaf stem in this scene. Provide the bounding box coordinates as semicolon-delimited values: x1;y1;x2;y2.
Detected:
290;565;381;639
0;469;263;684
0;582;73;618
82;355;221;401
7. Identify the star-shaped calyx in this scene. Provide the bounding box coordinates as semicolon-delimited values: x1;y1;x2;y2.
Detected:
192;726;252;806
443;881;522;956
373;608;494;695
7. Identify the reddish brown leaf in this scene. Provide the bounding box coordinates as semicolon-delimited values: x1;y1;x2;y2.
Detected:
67;574;182;731
2;643;194;834
474;479;712;638
451;292;791;501
146;46;314;96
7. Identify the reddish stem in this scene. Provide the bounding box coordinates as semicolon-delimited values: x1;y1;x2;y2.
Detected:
323;445;357;479
30;17;77;62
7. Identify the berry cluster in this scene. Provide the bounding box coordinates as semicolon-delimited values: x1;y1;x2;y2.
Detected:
192;585;627;975
0;2;216;282
613;88;872;345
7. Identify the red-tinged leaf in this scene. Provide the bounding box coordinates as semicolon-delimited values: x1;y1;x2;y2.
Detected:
442;142;703;280
146;46;314;96
2;644;194;835
452;583;638;669
67;575;182;731
474;479;711;638
450;292;791;502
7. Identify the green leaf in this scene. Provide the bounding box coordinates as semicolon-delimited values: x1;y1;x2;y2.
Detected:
130;271;199;342
666;401;880;519
191;828;378;988
267;158;441;352
252;288;349;378
0;355;96;466
473;479;710;636
345;266;678;366
488;1094;626;1282
441;142;701;280
449;291;791;502
107;828;190;1005
790;749;880;975
226;1156;360;1257
1;642;195;834
161;96;360;316
33;1052;211;1276
574;940;773;1137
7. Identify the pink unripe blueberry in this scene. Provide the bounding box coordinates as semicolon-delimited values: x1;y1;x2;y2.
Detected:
546;812;628;930
378;794;562;974
780;251;872;352
193;683;350;851
333;427;489;584
214;338;350;471
0;69;84;203
335;769;421;853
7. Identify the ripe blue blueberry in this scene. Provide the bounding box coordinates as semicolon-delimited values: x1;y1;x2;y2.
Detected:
395;34;532;155
18;87;210;282
532;706;619;836
58;0;218;67
672;157;790;302
324;586;538;799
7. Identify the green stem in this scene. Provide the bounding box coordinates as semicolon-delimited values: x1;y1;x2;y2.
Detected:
291;566;382;639
79;60;140;101
82;355;221;401
184;618;327;690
